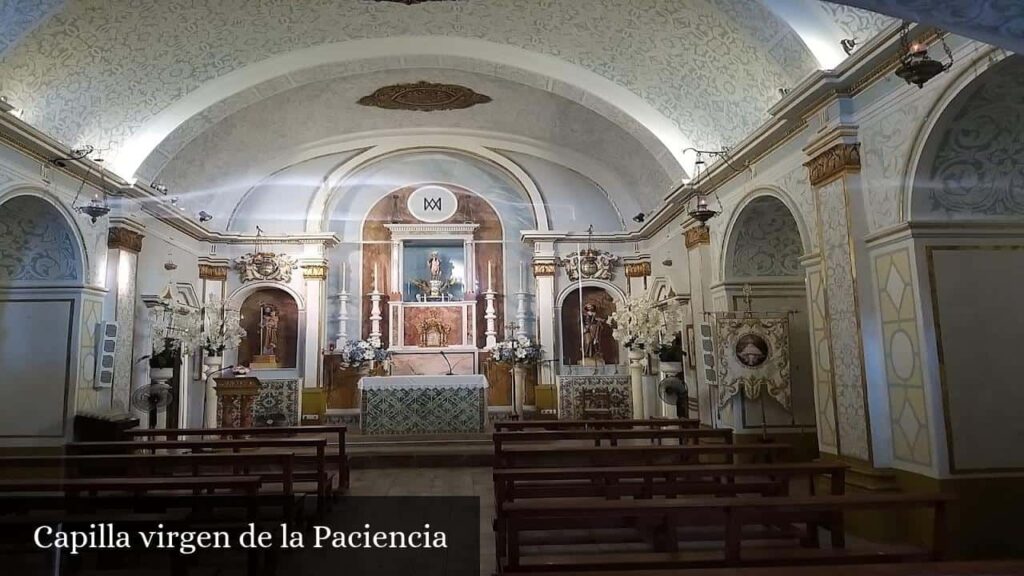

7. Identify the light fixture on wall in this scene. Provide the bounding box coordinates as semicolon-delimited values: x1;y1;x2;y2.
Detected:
197;210;214;223
895;23;953;88
52;145;112;224
841;38;857;56
632;212;646;223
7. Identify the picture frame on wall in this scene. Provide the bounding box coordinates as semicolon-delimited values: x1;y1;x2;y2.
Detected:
685;324;697;369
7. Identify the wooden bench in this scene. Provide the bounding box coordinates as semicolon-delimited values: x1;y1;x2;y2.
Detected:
0;452;303;521
66;437;331;516
500;493;954;572
499;560;1024;576
495;419;700;431
123;425;349;490
493;428;734;451
495;443;789;468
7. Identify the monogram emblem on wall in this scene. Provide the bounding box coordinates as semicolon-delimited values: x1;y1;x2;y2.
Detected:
234;252;298;283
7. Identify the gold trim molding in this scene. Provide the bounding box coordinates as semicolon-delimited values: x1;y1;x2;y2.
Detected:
624;261;651;278
684;227;710;249
805;143;861;187
107;227;144;253
532;262;556;277
302;265;329;280
198;264;229;281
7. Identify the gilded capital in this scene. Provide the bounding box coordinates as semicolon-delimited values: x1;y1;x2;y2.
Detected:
198;264;229;281
302;264;329;280
805;143;861;187
684;226;710;249
532;261;556;277
107;227;143;253
624;261;651;278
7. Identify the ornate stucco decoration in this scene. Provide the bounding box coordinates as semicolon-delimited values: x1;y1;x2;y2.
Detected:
684;227;710;249
805;143;861;187
108;227;144;253
623;261;652;278
302;264;329;280
418;312;452;348
198;264;229;281
560;249;619;281
234;252;298;283
358;81;491;111
532;261;556;277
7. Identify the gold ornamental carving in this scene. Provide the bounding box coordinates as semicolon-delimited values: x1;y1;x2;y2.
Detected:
198;264;229;281
805;143;861;187
532;262;556;277
107;227;143;253
358;81;492;111
624;261;651;278
684;227;710;249
302;265;329;280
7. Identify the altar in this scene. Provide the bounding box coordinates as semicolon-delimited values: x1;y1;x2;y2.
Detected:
358;375;489;435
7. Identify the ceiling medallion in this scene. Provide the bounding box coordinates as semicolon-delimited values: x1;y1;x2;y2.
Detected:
358;81;491;111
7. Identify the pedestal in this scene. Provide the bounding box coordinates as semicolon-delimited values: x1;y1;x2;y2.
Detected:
513;364;527;415
628;348;646;419
202;355;223;428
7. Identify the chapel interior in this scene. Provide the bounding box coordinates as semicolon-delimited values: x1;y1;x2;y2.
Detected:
1;1;1023;575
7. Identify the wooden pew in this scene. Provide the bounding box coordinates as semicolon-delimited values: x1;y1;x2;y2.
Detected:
505;560;1024;576
500;493;954;572
66;437;330;516
493;428;734;450
491;462;848;561
123;425;349;490
0;452;302;521
495;419;700;431
494;443;789;468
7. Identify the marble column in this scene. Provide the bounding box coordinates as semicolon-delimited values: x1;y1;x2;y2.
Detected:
804;131;877;465
105;223;144;412
624;260;652;417
302;263;328;390
198;260;230;428
532;257;557;386
684;225;713;425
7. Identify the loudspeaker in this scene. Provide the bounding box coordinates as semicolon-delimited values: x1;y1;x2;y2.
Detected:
94;321;118;388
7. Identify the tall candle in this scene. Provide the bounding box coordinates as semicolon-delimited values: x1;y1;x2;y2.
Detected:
341;262;346;292
488;260;493;292
373;262;378;292
519;262;524;292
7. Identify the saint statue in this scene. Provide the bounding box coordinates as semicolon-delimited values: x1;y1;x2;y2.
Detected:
427;251;442;281
581;302;606;364
259;305;279;356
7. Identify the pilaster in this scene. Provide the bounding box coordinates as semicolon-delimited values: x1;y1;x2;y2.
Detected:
683;224;713;424
104;221;144;412
532;255;557;386
302;262;328;389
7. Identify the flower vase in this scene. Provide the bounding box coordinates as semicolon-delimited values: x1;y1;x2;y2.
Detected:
203;355;223;429
628;348;646;419
513;364;527;415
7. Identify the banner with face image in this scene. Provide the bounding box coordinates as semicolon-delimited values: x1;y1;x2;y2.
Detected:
711;313;791;410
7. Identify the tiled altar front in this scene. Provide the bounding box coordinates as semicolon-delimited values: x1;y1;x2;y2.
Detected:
359;375;488;435
556;375;632;420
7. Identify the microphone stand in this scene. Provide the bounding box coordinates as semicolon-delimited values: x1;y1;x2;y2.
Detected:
439;350;454;376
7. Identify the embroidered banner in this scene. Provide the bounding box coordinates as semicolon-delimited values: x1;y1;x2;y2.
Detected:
711;313;791;410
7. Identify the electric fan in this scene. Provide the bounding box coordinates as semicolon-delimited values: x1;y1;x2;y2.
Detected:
130;381;174;429
657;374;688;419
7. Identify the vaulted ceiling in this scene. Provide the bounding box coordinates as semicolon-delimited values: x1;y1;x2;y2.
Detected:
0;0;895;187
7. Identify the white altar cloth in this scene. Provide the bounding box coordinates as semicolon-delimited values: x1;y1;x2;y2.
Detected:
358;375;488;390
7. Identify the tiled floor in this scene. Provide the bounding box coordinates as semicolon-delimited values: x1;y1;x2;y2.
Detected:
348;467;496;575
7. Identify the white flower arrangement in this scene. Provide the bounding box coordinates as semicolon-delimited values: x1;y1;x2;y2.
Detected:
337;338;390;368
185;298;247;356
608;295;667;350
491;334;542;365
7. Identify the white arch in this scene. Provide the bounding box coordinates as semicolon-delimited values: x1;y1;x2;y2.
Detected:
111;36;692;181
903;46;1010;223
226;281;307;312
718;186;811;283
308;139;555;233
0;185;89;285
556;279;627;308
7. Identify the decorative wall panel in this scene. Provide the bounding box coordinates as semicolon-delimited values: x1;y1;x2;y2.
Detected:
874;248;931;466
0;195;80;283
806;265;837;451
254;378;299;426
816;179;870;461
76;298;103;412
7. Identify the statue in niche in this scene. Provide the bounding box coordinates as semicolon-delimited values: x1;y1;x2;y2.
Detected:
581;302;608;366
428;251;442;280
259;304;280;357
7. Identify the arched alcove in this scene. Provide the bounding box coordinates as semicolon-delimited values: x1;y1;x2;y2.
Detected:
0;194;84;284
238;287;300;370
725;196;803;279
559;286;620;366
912;55;1024;222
